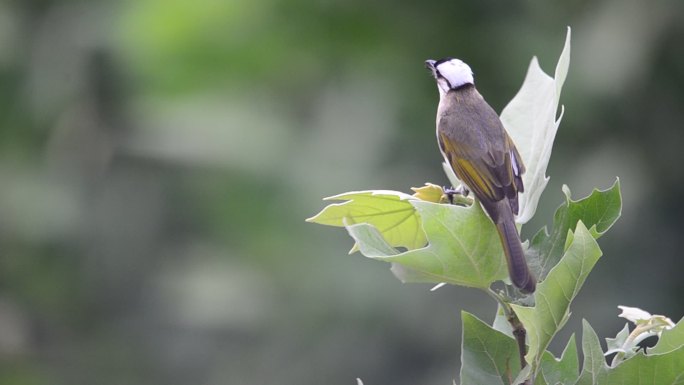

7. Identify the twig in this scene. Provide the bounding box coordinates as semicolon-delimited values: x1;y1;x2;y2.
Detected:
486;289;531;384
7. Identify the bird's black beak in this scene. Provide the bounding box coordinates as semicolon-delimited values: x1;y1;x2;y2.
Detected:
425;59;436;70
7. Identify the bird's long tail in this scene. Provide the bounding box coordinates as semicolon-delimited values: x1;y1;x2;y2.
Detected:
496;218;535;293
483;199;536;293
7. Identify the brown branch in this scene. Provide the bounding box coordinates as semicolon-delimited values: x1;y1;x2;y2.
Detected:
508;312;528;369
486;289;532;385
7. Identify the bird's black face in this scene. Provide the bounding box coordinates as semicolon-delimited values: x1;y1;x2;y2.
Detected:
425;58;454;80
425;59;438;79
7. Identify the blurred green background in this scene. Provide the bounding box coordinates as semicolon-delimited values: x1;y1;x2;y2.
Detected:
0;0;683;384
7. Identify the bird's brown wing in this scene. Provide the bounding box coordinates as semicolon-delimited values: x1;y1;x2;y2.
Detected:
437;104;524;215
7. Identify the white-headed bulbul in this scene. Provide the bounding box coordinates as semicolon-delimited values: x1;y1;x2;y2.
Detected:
425;57;536;293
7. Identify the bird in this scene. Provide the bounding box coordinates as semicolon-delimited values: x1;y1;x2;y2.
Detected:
425;57;536;293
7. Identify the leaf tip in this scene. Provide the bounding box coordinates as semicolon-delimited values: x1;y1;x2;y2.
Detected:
581;318;591;330
574;219;590;234
562;184;572;200
528;55;542;71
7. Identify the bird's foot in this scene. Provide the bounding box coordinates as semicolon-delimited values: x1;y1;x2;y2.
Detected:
443;185;470;205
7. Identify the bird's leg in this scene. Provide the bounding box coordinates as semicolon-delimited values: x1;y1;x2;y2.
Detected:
443;185;470;205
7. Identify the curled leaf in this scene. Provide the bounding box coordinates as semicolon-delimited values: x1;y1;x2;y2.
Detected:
501;27;571;224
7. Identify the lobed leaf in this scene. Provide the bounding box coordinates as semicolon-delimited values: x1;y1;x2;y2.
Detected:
540;334;579;385
511;221;602;372
528;179;621;280
501;27;571;224
346;200;508;288
460;311;522;385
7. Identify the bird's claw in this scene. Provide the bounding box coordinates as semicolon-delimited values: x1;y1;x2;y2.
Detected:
443;185;470;204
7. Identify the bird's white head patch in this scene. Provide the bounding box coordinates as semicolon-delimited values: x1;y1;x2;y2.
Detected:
425;58;474;95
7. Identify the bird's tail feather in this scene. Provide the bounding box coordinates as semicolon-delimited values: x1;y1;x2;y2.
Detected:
495;214;536;293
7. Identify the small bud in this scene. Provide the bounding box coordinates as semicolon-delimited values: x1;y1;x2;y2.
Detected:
411;183;447;203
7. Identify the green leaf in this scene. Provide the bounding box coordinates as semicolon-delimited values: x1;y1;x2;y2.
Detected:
490;308;580;385
605;323;632;357
577;321;684;385
576;320;609;385
534;373;549;385
529;179;622;279
513;366;533;385
511;221;602;372
540;334;579;385
460;311;522;385
501;27;571;224
307;190;426;250
651;317;684;355
492;304;514;337
346;200;508;288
